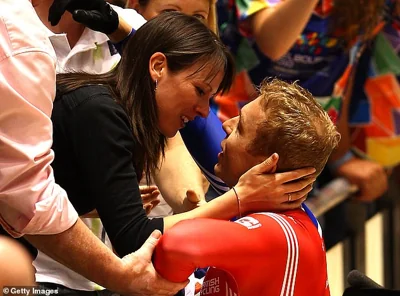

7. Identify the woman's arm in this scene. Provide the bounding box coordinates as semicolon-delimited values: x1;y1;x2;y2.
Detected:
246;0;318;60
153;133;207;214
163;154;316;230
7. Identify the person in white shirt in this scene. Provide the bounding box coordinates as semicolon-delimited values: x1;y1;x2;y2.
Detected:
23;1;208;292
0;1;186;295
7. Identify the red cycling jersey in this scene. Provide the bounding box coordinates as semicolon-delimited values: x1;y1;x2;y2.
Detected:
154;209;330;296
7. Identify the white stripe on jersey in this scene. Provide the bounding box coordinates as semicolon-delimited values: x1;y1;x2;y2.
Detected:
272;214;299;296
259;213;299;296
194;161;230;192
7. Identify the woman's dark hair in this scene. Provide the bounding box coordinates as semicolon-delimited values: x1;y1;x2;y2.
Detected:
332;0;385;47
57;12;235;183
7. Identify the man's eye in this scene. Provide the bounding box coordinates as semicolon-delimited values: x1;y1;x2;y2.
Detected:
162;9;177;13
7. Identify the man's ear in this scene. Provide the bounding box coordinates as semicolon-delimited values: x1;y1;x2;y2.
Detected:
149;52;166;82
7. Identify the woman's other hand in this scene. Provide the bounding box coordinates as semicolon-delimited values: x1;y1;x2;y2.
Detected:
140;185;161;215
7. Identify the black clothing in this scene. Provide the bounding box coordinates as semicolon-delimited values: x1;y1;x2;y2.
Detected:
51;85;163;256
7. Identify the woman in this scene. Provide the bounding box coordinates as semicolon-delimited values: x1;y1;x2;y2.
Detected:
127;0;218;33
121;0;241;195
36;12;315;294
126;0;222;211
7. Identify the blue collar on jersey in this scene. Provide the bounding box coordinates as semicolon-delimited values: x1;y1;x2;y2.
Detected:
302;203;323;237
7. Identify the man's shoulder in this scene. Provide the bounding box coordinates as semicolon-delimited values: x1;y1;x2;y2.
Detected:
246;209;309;224
239;210;321;239
0;0;56;63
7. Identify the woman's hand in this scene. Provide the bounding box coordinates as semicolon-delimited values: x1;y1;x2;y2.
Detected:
234;153;316;213
140;185;161;215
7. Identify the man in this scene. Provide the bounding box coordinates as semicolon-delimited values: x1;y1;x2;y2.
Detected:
214;0;387;202
0;0;184;294
154;79;341;295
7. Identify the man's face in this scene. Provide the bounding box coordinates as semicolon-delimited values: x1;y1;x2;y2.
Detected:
214;97;266;187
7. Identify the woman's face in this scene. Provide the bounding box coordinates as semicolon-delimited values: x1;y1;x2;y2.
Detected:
150;55;224;138
130;0;210;24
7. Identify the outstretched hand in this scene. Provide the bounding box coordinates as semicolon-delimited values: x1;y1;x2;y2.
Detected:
49;0;119;34
121;230;188;295
234;153;316;213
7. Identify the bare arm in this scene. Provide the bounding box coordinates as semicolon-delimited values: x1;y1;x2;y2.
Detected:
163;155;316;231
153;133;207;214
108;13;134;43
25;220;186;296
249;0;318;60
25;220;126;292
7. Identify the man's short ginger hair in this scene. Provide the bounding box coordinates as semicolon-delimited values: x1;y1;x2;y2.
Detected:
247;78;341;176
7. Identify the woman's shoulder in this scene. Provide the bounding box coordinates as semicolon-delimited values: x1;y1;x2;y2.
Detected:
55;84;115;110
53;84;130;127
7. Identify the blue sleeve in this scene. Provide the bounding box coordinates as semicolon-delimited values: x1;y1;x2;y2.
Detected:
112;28;136;55
180;109;230;194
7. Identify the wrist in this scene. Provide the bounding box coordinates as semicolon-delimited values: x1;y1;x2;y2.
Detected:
111;257;142;295
108;17;132;43
232;187;242;218
230;185;249;214
217;189;243;219
98;257;130;294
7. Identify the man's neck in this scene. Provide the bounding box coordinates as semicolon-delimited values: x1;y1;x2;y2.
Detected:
32;0;85;48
